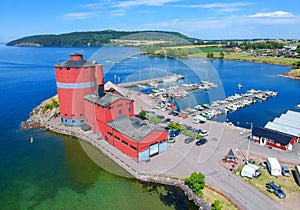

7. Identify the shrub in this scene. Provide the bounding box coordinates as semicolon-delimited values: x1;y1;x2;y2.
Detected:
184;172;205;196
42;98;59;112
139;110;147;119
212;200;222;210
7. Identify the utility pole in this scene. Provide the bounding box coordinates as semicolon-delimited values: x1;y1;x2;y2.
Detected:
246;122;253;162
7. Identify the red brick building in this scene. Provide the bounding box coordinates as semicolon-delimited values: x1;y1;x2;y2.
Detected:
55;54;168;162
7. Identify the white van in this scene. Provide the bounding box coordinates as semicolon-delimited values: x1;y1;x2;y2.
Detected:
266;157;281;176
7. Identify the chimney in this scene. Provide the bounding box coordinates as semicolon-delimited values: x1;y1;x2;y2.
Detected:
96;64;104;98
70;53;83;60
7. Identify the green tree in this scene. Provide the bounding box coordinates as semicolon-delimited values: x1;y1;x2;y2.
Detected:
292;61;300;69
212;200;222;210
139;110;147;119
219;51;224;59
207;52;214;58
296;45;300;53
184;172;205;196
166;121;180;130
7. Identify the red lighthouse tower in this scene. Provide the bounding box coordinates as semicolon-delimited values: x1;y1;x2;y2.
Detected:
54;53;103;126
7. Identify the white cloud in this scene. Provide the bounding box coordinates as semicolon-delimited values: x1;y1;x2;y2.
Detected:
142;14;300;39
137;10;155;14
197;2;254;9
249;11;294;18
63;12;99;20
112;0;180;8
172;2;254;12
110;9;126;16
80;1;113;9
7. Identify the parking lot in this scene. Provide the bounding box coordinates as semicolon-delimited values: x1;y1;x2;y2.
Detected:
124;89;300;210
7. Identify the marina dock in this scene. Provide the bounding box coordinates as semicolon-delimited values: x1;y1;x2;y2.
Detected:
117;74;184;88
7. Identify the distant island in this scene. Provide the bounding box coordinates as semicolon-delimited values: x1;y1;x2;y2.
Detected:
6;30;201;47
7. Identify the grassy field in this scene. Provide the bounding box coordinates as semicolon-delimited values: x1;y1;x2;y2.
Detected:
202;186;238;210
162;45;300;67
237;167;300;201
188;50;300;67
224;53;300;66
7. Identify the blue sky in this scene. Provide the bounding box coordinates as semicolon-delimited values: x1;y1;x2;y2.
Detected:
1;0;300;42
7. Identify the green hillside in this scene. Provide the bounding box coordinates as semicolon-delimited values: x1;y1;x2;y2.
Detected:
6;30;201;47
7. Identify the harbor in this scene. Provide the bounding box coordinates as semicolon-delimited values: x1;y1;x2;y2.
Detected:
189;89;278;122
143;82;278;122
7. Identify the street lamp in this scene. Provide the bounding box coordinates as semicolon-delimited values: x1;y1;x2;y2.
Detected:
246;122;253;163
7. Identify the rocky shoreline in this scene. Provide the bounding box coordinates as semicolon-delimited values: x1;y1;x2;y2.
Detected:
21;95;60;129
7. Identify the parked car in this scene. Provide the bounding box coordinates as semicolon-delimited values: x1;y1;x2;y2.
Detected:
281;166;290;177
162;118;171;123
185;125;192;130
184;137;195;144
196;138;207;146
266;181;286;199
156;115;165;119
168;129;180;137
167;137;175;143
172;111;179;116
200;130;209;136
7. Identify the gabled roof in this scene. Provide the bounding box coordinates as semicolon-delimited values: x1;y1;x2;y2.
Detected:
107;116;165;142
104;81;127;97
226;149;236;159
84;91;129;107
252;127;294;145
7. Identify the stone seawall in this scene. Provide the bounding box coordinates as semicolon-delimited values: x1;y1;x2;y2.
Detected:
45;122;211;209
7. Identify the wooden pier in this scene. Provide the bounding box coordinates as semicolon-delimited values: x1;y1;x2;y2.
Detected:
117;74;184;88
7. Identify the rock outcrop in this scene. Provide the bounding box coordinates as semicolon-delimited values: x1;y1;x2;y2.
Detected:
21;95;60;129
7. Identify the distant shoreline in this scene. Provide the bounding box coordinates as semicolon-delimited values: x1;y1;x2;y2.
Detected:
279;69;300;80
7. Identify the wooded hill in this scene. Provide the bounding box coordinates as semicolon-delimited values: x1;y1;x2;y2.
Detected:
6;30;201;47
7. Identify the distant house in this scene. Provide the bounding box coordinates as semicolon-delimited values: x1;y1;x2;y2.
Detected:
251;127;297;151
223;45;235;50
234;47;242;53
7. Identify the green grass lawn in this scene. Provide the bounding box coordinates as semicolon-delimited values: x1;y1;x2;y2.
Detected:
224;53;300;66
202;187;238;210
182;47;300;67
238;165;300;200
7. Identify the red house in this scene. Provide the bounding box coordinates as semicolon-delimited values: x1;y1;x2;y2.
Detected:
251;127;297;151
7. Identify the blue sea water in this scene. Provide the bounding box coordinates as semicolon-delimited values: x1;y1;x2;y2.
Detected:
0;44;299;209
0;45;196;210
